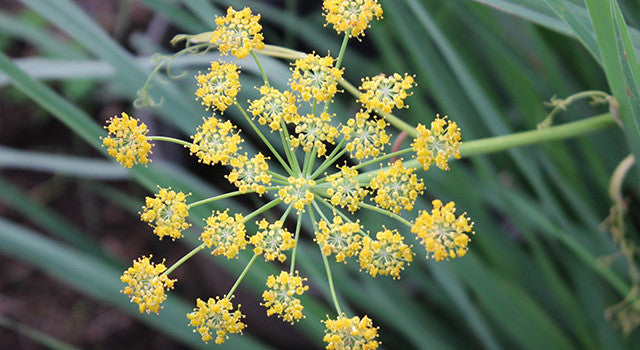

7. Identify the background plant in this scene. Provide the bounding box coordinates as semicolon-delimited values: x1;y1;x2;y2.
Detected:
0;0;639;349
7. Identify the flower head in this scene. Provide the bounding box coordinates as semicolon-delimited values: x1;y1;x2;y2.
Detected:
290;112;339;157
369;160;424;214
249;85;300;131
250;219;296;262
359;73;415;114
322;0;383;39
412;200;474;261
341;110;390;161
323;314;379;350
190;117;243;166
201;210;247;259
140;187;190;240
277;177;316;212
187;296;245;344
102;112;153;168
195;61;241;112
359;229;413;279
261;271;308;324
121;256;175;314
290;53;344;102
411;115;461;171
326;165;368;212
211;7;265;59
315;215;362;263
226;152;272;195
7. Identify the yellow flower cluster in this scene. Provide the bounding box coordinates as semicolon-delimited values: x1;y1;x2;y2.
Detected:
187;296;245;344
412;200;474;261
341;110;390;161
315;215;362;263
359;73;415;114
359;229;413;279
369;160;424;213
278;177;316;212
261;271;309;324
211;7;265;59
190;117;243;166
195;61;240;112
322;0;383;39
249;85;299;131
226;152;271;195
121;256;175;314
326;165;368;212
201;210;247;259
290;53;344;102
250;219;296;262
323;314;379;350
102;112;153;168
140;187;190;240
290;112;339;156
412;115;461;171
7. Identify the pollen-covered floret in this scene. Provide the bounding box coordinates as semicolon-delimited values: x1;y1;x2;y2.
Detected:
261;271;308;324
315;215;362;263
190;117;243;166
195;61;241;112
121;256;175;314
290;112;339;157
187;296;245;344
201;210;247;259
359;73;415;114
411;115;461;171
250;219;296;262
322;0;383;39
359;229;413;279
249;85;300;131
341;110;390;161
140;187;190;240
290;53;344;102
369;160;424;214
277;177;316;212
412;199;474;261
323;314;380;350
102;112;153;168
226;152;271;195
326;165;368;212
211;6;265;59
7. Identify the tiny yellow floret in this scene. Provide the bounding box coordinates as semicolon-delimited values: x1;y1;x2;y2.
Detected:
326;165;368;212
322;0;383;38
226;152;272;195
140;187;190;240
249;85;300;131
211;6;265;59
412;199;474;261
121;255;175;314
323;314;380;350
250;219;296;262
102;112;153;168
195;61;241;112
358;228;413;279
261;270;309;324
201;210;247;259
187;296;245;344
190;116;244;166
369;160;424;214
341;110;390;161
290;53;344;102
359;73;415;114
277;177;317;213
315;215;362;263
290;112;339;157
411;115;461;171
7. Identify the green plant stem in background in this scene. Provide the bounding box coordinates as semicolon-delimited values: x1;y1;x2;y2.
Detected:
289;213;303;275
358;202;413;227
243;198;282;223
163;243;206;276
251;50;270;87
147;136;192;147
227;253;259;298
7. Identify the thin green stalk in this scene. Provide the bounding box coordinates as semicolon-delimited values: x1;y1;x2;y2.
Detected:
234;102;293;175
250;50;269;87
304;147;318;177
308;205;342;315
226;253;259;298
358;202;413;227
335;29;351;69
314;197;368;236
312;138;346;178
244;198;282;223
353;148;413;170
147;135;192;147
162;243;206;276
267;170;289;182
187;190;253;209
289;212;303;275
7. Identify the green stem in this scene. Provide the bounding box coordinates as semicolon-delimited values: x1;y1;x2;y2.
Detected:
312;145;347;181
358;202;413;227
162;243;206;276
314;197;368;236
279;120;301;175
539;90;611;128
289;212;303;275
234;102;293;175
335;30;351;70
353;148;412;170
251;50;269;87
226;253;259;298
147;135;192;147
187;190;252;209
308;205;342;315
244;198;282;223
